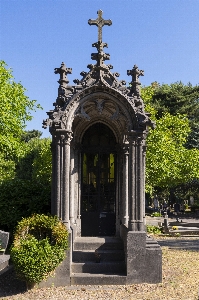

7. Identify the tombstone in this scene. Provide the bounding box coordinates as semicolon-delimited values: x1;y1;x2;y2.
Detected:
0;230;10;271
153;196;159;210
163;199;167;211
0;230;9;254
174;203;180;213
43;10;162;285
184;200;188;205
190;196;194;206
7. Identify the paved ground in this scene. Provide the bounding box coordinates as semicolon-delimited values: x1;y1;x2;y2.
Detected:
157;237;199;251
146;213;199;226
146;213;199;250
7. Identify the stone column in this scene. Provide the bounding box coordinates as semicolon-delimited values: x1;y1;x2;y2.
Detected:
51;133;62;218
142;142;147;226
69;145;75;225
128;131;145;231
116;148;122;235
50;137;56;216
76;144;82;220
122;144;129;226
62;131;73;229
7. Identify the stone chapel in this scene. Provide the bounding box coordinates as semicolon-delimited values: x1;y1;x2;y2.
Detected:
43;10;162;286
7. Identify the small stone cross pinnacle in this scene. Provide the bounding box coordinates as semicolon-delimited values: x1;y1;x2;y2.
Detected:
88;10;112;42
54;62;72;85
127;65;144;97
127;65;144;83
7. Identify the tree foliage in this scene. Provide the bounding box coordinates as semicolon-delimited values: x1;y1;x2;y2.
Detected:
0;138;52;232
16;138;52;183
149;82;199;149
150;82;199;120
0;61;50;232
21;130;43;143
0;61;42;181
146;112;199;192
0;178;51;232
142;85;199;194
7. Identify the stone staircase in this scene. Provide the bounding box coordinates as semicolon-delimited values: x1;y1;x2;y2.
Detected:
71;236;126;285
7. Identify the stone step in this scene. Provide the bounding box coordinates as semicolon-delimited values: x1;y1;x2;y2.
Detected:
146;237;162;249
73;237;124;251
71;273;126;285
73;249;125;262
71;261;126;274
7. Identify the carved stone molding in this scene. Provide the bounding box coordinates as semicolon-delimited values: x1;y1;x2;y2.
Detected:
63;131;73;145
52;130;73;145
94;99;105;114
123;144;129;156
110;104;119;120
75;103;91;120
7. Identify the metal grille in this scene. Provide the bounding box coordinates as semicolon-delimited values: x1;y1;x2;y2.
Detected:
81;123;117;214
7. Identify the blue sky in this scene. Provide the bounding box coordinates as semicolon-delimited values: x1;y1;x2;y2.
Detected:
1;0;199;138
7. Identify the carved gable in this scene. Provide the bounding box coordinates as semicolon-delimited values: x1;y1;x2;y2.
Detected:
43;10;154;140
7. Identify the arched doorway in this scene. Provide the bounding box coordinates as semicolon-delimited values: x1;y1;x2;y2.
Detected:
81;123;117;236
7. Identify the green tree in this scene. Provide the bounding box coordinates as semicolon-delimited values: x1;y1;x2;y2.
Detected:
146;112;199;193
0;138;52;232
141;85;199;195
0;61;41;181
0;61;48;232
149;82;199;149
21;130;43;143
16;137;52;183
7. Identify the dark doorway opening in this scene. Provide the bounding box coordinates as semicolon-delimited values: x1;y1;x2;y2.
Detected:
81;123;117;236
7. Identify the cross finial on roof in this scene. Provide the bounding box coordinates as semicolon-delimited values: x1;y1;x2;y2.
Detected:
127;65;144;97
88;10;112;42
54;62;72;85
127;65;144;83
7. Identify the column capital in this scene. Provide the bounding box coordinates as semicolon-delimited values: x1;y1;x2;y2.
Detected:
129;130;146;146
142;144;147;155
53;129;73;145
123;143;130;155
63;131;73;145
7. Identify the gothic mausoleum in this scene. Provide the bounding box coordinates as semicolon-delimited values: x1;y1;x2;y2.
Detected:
43;10;162;286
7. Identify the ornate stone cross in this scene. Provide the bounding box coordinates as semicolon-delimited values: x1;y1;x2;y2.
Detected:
127;65;144;84
88;10;112;42
127;65;144;97
54;62;72;85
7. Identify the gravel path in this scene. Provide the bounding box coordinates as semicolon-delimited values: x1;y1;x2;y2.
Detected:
0;236;199;300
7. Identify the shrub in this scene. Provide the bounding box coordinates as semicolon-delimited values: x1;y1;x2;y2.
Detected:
0;178;51;233
147;225;162;235
151;211;162;217
10;214;69;285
